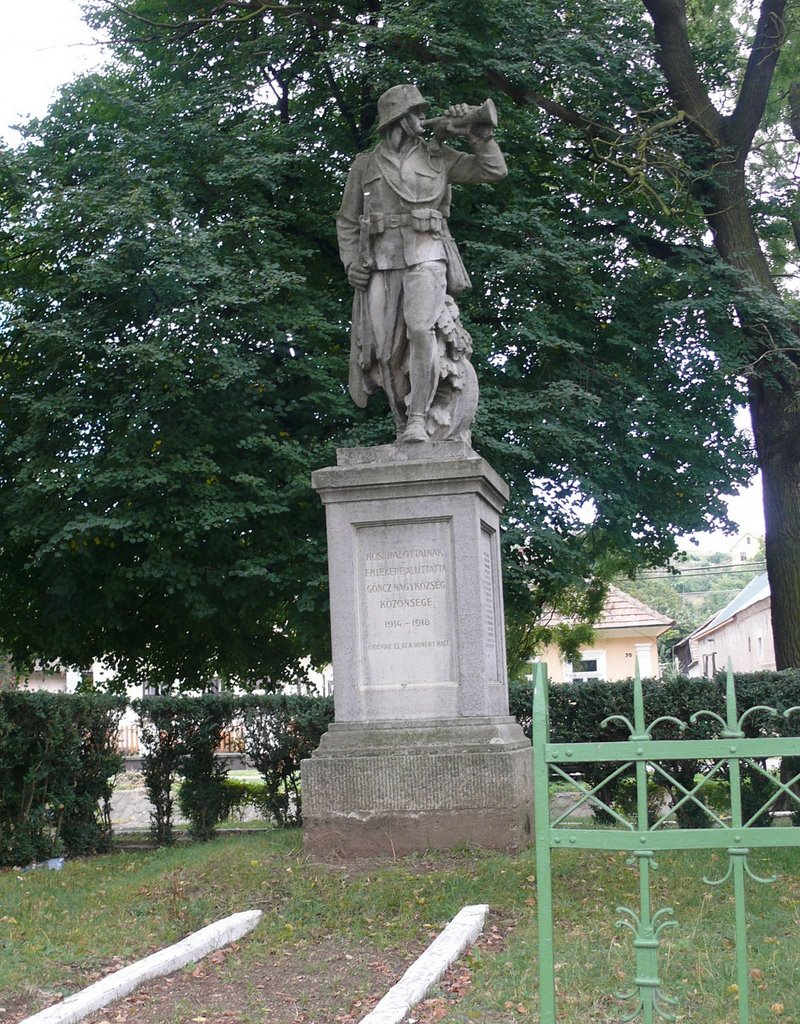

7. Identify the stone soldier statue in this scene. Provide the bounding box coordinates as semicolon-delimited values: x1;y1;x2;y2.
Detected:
336;84;507;444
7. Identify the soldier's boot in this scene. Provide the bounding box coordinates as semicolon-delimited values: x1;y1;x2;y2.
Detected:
400;413;429;443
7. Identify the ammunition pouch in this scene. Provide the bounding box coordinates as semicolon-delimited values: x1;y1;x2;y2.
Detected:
367;209;444;234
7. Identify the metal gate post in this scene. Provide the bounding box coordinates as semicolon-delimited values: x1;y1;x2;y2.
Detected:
533;661;556;1024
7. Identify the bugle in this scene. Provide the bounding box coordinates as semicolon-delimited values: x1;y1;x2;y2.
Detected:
421;98;497;133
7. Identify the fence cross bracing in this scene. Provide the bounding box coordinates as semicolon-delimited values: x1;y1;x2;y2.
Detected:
532;662;800;1024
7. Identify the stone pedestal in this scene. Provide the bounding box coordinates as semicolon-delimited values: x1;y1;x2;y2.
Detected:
302;442;532;858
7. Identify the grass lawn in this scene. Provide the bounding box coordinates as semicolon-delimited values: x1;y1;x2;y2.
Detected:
0;831;798;1024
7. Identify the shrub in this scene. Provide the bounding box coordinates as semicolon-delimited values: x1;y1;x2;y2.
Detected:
212;777;268;821
0;692;124;866
175;694;238;841
134;697;184;847
136;694;238;843
512;670;800;827
59;694;126;855
239;694;334;826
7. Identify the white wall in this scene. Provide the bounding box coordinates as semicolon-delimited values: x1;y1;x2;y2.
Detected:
695;598;775;675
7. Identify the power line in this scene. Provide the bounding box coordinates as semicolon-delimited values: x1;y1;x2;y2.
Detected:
635;560;765;580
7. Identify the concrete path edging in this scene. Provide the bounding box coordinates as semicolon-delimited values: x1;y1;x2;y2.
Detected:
18;909;263;1024
358;904;489;1024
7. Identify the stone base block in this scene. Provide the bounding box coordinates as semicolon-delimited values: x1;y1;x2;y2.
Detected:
301;718;532;859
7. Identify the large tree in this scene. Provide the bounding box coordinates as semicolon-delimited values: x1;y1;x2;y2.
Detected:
641;1;800;669
495;0;800;667
1;0;781;684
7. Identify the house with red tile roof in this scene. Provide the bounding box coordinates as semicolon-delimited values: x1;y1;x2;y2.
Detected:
536;585;675;682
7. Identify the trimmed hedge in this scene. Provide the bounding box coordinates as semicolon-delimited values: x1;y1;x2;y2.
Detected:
133;693;333;843
134;694;239;843
134;697;184;847
0;692;125;867
510;670;800;826
238;694;333;827
2;672;797;864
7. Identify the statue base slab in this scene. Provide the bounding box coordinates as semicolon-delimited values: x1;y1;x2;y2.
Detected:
302;718;532;859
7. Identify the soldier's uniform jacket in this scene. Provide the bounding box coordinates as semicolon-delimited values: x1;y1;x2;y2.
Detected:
337;135;507;282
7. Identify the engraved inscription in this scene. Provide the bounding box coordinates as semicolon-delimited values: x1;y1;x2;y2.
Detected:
357;520;455;688
481;526;501;682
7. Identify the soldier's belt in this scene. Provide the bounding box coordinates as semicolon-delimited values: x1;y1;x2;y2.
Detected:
365;209;444;233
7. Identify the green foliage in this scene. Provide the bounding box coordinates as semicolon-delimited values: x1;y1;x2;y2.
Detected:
0;692;125;866
134;696;183;846
215;776;269;821
239;694;334;826
135;693;334;838
174;694;237;841
0;0;762;683
136;694;237;842
60;695;126;855
511;669;800;825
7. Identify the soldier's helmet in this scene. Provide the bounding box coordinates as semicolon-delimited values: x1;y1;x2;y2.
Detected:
377;84;429;131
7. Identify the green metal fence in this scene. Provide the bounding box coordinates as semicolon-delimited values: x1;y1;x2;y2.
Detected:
533;662;800;1024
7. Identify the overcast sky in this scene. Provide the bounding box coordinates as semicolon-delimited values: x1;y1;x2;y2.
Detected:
0;0;106;145
0;3;767;548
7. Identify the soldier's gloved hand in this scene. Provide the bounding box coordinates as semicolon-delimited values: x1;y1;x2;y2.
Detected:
435;103;471;140
348;264;371;290
445;103;470;118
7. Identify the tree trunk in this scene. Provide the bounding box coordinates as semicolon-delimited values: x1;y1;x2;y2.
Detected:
749;376;800;669
641;0;800;666
709;172;800;669
704;164;800;669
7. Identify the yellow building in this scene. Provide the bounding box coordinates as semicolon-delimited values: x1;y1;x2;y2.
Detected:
537;585;675;683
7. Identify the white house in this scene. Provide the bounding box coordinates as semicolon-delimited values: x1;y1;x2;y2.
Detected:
673;572;774;677
728;531;762;563
17;662;72;693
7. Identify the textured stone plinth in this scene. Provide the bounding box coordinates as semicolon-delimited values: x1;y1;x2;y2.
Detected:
303;442;533;857
302;718;532;858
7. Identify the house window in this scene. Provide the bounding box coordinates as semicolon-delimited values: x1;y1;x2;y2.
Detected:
566;650;607;682
757;634;764;662
740;552;747;562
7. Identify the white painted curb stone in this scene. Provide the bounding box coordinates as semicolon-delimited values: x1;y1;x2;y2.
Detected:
19;909;263;1024
359;904;489;1024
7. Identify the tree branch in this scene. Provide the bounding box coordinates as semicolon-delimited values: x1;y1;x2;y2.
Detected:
483;68;615;137
788;81;800;144
727;0;788;154
380;35;617;140
99;0;347;37
641;0;726;143
592;220;715;266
